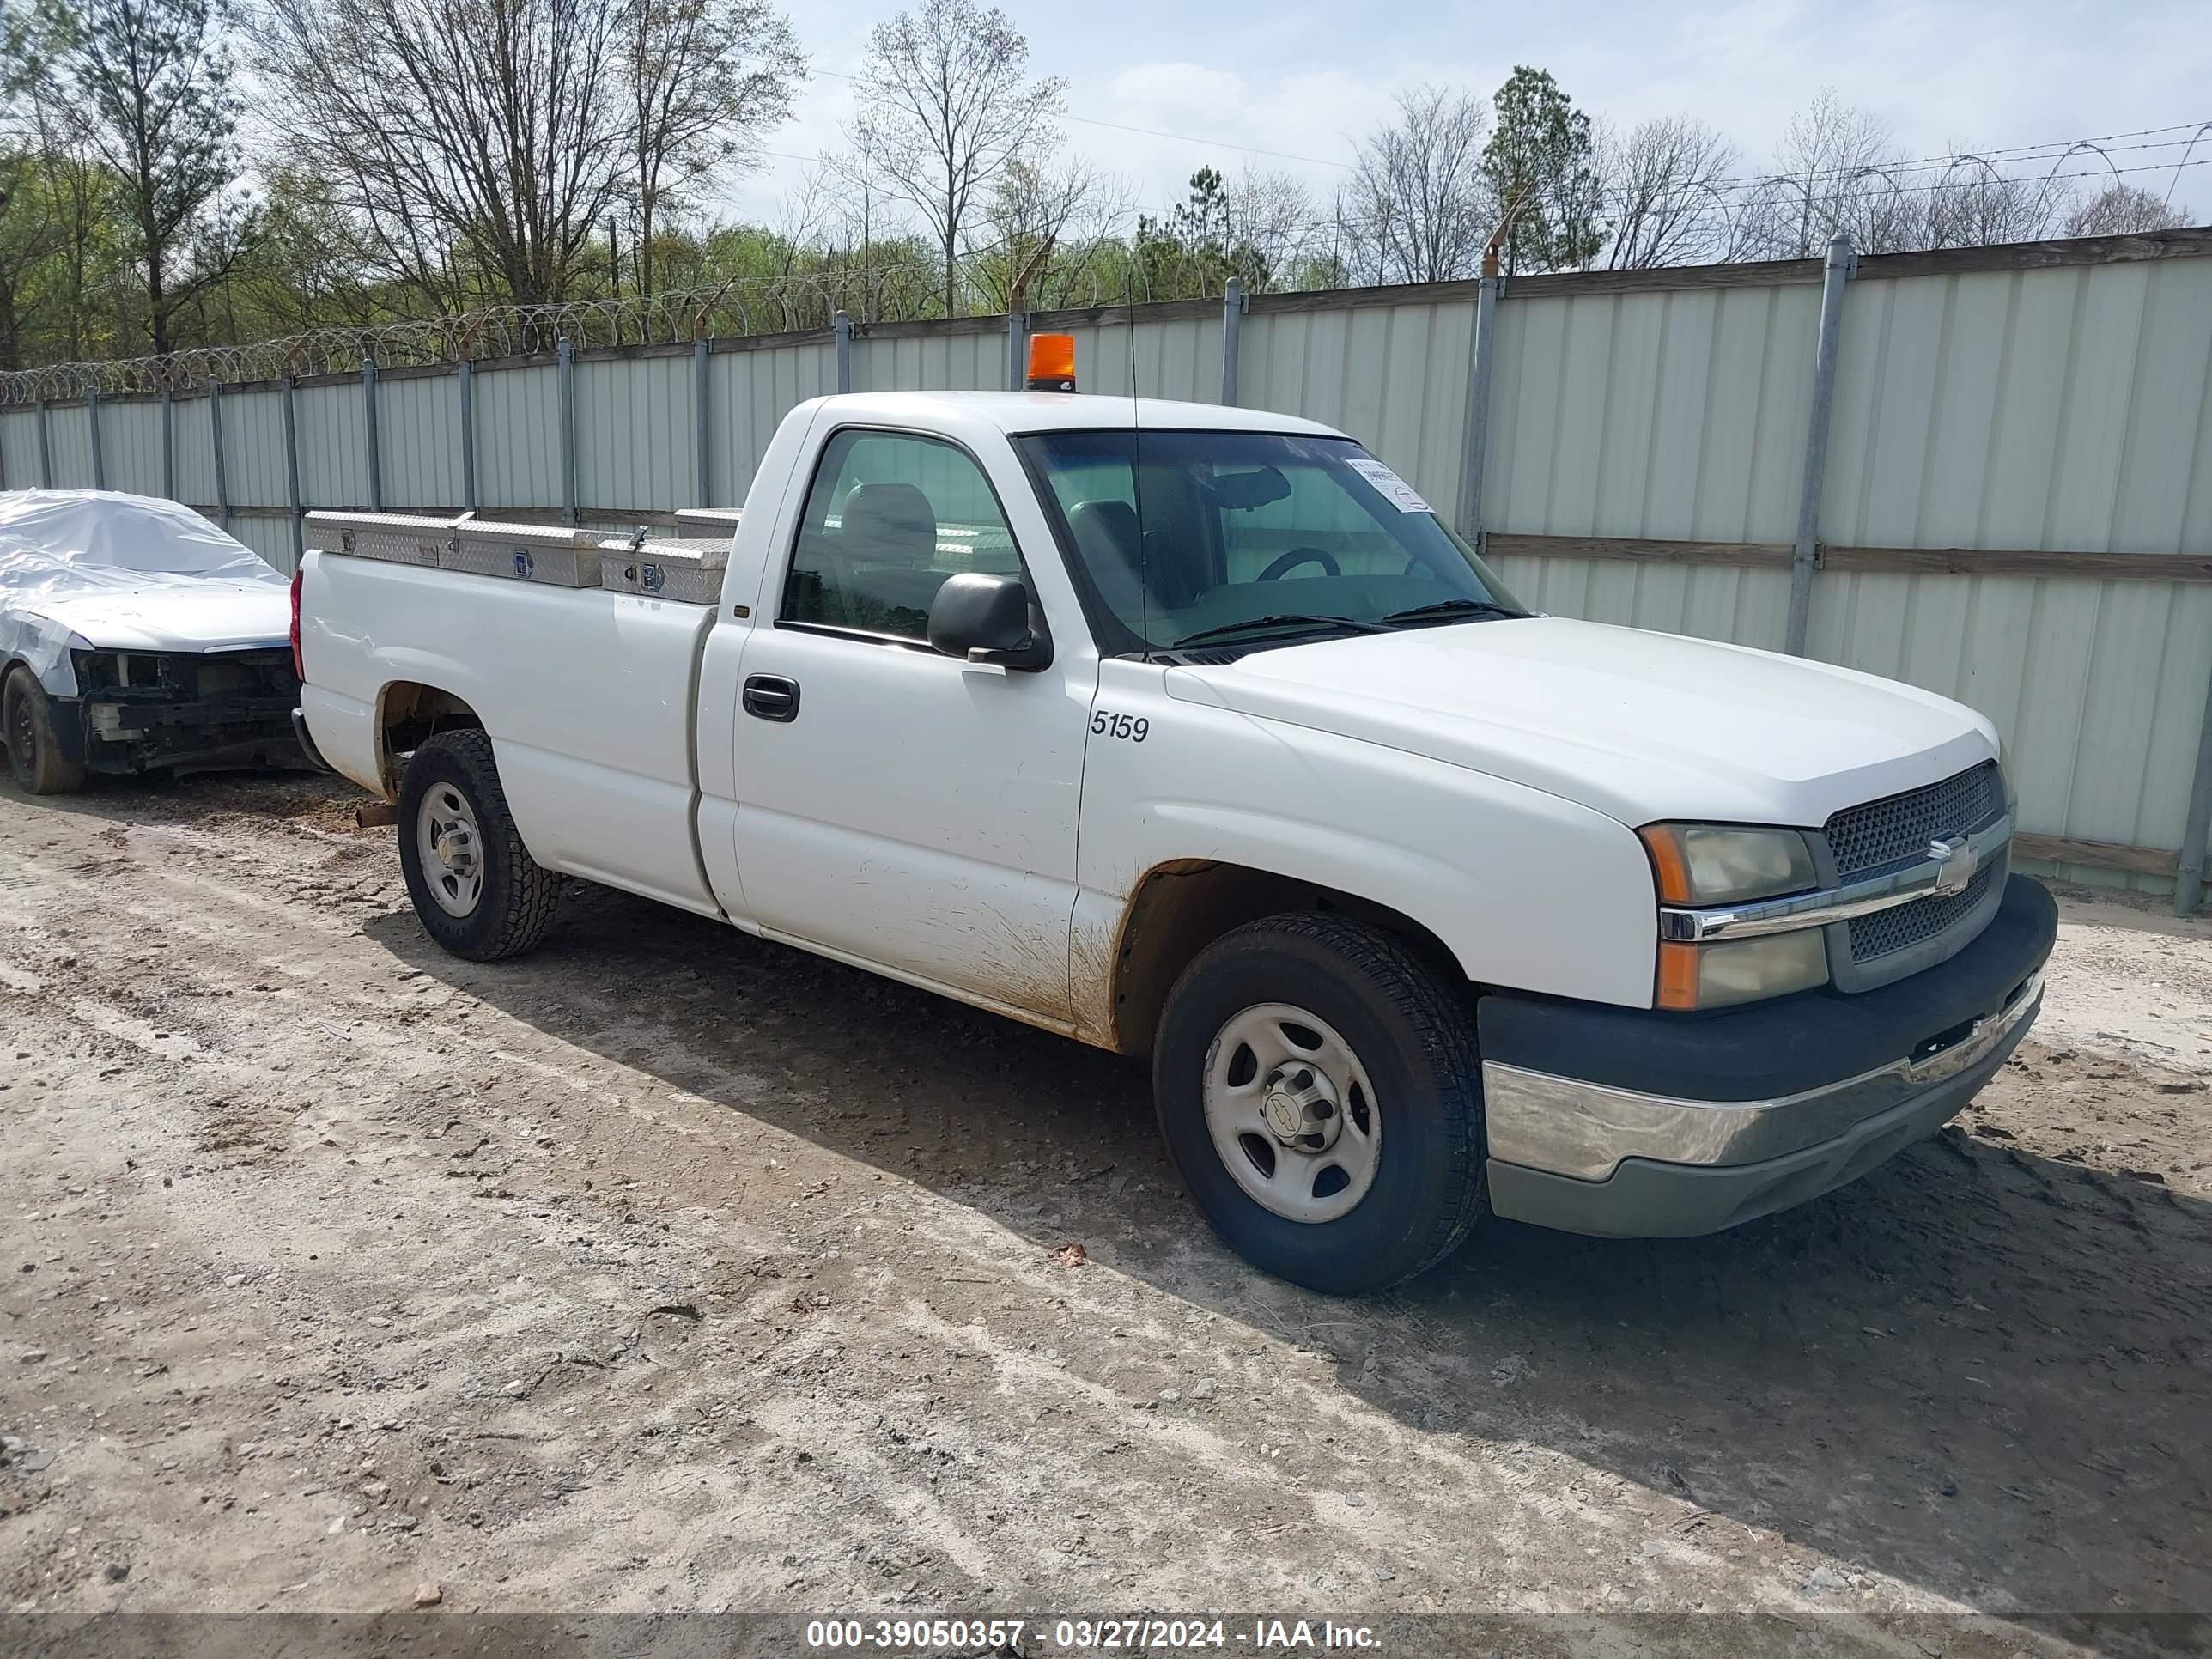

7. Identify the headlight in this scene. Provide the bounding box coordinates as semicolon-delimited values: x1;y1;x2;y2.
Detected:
1638;823;1817;906
1661;930;1828;1010
1640;822;1826;1009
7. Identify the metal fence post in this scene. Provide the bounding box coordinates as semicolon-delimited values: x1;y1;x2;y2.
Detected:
458;360;477;514
209;380;231;532
557;337;579;526
834;310;853;393
86;389;106;488
693;336;711;507
1455;269;1502;544
1784;233;1856;658
37;399;53;486
160;389;175;499
283;376;305;564
1221;278;1247;405
1006;311;1028;391
2174;670;2212;915
362;357;383;512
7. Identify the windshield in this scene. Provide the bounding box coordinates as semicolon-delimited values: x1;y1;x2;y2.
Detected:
1017;429;1525;656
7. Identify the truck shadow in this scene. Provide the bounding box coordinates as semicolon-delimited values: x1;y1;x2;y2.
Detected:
358;882;2212;1621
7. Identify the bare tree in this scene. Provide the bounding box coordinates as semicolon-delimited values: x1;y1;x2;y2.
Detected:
58;0;248;354
850;0;1065;317
819;144;895;263
2063;183;2190;237
1730;95;2115;259
1226;168;1320;280
967;154;1126;311
625;0;803;297
1601;114;1739;268
767;155;845;275
1342;84;1492;284
1737;91;1913;258
252;0;634;308
1916;159;2062;249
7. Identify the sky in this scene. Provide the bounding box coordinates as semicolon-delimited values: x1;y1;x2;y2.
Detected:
719;0;2212;231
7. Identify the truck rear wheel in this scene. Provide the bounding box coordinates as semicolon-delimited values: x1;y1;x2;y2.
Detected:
1153;913;1487;1294
3;667;88;796
397;730;561;961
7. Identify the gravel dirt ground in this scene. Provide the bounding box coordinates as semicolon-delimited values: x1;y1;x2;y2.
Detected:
2;770;2209;1643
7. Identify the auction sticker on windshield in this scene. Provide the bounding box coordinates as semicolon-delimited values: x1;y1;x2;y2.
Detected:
1343;457;1431;514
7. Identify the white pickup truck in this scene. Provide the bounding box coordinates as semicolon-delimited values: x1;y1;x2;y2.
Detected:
294;374;2053;1293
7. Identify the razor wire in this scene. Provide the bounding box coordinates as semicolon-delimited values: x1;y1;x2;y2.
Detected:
0;264;951;404
0;252;1264;405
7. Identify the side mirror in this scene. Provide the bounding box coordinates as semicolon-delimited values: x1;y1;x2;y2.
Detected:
928;572;1053;671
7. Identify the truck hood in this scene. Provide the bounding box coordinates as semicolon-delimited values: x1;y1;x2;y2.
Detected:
1163;617;1997;829
16;580;291;654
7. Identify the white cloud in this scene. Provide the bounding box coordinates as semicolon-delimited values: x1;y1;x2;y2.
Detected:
714;0;2212;231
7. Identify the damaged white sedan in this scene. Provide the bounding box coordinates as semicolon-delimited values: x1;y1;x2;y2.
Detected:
2;490;304;794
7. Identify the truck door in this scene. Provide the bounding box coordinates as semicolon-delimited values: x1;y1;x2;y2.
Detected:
726;424;1091;1027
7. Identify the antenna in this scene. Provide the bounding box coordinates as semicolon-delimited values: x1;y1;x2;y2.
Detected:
1127;252;1148;659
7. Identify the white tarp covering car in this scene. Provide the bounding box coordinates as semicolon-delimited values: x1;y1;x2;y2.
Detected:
1;490;303;793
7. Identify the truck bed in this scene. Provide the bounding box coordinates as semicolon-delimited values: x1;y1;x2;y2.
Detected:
298;553;723;915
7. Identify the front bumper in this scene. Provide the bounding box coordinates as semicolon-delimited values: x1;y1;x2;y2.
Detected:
57;646;305;776
1477;873;2057;1237
55;692;305;775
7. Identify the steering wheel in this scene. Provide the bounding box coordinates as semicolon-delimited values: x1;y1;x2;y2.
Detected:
1258;546;1341;581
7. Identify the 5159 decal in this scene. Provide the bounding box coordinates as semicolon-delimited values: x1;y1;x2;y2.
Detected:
1091;710;1149;742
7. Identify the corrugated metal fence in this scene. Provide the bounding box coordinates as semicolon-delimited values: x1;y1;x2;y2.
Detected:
3;229;2210;902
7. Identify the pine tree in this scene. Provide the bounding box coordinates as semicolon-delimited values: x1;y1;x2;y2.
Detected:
60;0;246;354
1481;66;1607;274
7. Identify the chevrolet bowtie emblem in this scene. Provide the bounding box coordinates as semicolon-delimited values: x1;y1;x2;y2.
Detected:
1928;834;1976;896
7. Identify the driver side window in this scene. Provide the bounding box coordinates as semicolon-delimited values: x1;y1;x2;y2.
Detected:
784;428;1024;642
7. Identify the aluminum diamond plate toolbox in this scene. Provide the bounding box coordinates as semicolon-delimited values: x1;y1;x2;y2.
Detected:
672;507;743;538
597;536;727;604
305;511;464;568
442;521;605;587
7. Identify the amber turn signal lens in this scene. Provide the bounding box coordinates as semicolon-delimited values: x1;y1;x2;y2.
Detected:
1026;332;1077;391
1639;824;1693;904
1656;941;1702;1010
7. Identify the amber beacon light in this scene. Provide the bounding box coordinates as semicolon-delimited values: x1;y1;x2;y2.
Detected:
1025;332;1077;392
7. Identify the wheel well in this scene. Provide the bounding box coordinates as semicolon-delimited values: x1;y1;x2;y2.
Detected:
377;682;483;794
1107;860;1468;1058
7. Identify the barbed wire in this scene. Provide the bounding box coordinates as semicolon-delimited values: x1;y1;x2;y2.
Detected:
0;253;1279;404
0;266;951;404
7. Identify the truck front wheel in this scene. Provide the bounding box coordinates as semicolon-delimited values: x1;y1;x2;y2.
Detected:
1153;914;1487;1294
396;730;561;961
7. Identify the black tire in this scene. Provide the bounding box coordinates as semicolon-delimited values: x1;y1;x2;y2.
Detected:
3;666;89;796
396;729;561;961
1152;913;1487;1295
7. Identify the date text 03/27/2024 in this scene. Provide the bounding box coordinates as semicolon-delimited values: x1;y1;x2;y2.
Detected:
803;1618;1383;1650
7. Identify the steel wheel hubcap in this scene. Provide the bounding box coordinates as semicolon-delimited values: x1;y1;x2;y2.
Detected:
1203;1002;1381;1224
416;783;484;917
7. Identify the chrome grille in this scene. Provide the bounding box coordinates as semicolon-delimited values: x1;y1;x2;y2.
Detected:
1847;854;2003;963
1825;761;2006;878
